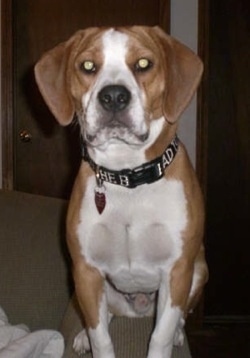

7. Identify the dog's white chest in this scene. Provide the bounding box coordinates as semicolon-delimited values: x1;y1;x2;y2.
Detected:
78;178;187;292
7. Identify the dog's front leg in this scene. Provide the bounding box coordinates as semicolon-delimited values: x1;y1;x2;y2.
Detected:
147;262;192;358
73;260;115;358
147;290;183;358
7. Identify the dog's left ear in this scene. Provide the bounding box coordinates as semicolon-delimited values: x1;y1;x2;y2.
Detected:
34;31;83;125
153;26;203;123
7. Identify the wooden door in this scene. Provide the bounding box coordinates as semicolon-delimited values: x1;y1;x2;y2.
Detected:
2;0;170;198
203;0;250;320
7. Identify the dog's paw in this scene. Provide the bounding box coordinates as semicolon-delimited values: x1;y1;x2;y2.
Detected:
174;328;184;346
73;329;91;355
174;317;185;346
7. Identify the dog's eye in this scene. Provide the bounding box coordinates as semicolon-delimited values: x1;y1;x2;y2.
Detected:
134;58;152;72
80;60;96;74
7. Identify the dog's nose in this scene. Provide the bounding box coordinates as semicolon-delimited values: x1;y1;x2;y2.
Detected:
98;85;131;112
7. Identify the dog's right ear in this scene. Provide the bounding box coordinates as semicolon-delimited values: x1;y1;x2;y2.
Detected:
34;32;83;125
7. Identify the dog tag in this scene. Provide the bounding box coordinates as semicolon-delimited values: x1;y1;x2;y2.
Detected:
94;187;106;214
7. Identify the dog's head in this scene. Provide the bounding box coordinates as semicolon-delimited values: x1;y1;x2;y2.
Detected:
35;26;203;148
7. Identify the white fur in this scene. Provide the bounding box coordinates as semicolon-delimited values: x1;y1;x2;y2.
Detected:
148;303;183;357
87;116;166;174
73;330;90;355
76;177;187;357
78;177;187;286
80;29;148;149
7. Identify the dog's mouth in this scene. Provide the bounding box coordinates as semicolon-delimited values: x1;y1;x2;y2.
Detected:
84;123;149;147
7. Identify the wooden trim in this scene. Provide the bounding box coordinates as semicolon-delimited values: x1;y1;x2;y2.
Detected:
187;0;210;330
197;0;209;200
1;0;14;190
204;315;250;325
159;0;170;33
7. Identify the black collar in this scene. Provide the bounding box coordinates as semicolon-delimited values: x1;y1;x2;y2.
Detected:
81;135;179;188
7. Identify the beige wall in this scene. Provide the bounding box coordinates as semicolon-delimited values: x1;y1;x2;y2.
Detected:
171;0;198;167
0;0;198;188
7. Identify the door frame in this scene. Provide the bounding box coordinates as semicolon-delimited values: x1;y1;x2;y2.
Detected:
197;0;209;199
1;0;13;189
192;0;209;328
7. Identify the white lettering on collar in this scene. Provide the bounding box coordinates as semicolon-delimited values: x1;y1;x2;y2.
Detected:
119;175;129;187
99;170;118;184
162;148;174;168
157;163;163;176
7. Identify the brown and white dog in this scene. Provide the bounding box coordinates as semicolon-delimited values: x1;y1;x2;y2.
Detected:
35;26;208;358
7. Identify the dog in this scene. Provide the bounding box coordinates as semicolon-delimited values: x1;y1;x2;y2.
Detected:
35;26;208;358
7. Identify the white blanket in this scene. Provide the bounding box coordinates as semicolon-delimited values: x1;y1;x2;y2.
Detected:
0;307;64;358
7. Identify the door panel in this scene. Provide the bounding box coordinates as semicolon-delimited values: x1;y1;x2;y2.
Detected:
12;0;170;198
204;0;250;317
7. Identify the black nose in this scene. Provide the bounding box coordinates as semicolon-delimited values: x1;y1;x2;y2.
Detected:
98;85;131;112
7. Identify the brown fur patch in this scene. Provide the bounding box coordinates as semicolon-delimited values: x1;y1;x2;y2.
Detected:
35;27;107;125
67;162;104;329
122;27;167;121
165;144;208;312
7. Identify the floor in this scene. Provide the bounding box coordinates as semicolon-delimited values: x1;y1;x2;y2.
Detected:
187;323;250;358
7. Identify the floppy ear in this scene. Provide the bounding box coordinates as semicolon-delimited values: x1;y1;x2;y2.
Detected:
34;32;82;125
153;26;203;123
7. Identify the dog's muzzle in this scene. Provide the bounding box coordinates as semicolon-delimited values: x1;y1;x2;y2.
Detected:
84;84;149;145
98;85;131;112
